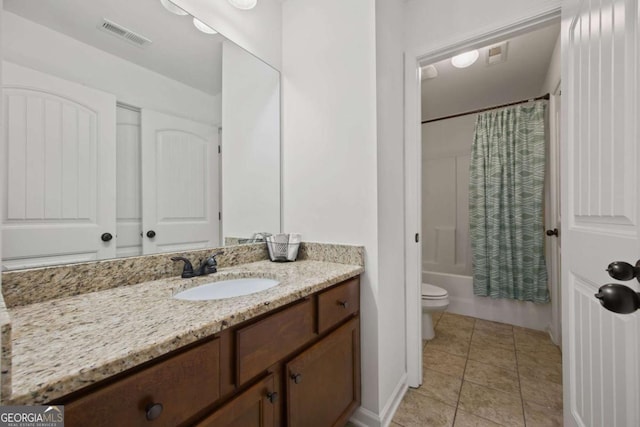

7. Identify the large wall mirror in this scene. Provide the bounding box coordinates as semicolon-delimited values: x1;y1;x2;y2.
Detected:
1;0;281;270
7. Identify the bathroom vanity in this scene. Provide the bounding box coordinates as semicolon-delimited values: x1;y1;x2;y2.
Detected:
0;243;363;427
62;277;359;426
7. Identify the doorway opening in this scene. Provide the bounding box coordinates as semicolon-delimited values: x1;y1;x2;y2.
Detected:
404;9;562;387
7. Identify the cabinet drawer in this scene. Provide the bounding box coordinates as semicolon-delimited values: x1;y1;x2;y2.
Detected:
317;277;359;334
237;298;315;385
65;338;221;427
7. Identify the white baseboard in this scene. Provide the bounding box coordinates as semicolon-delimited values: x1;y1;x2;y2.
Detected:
350;373;408;427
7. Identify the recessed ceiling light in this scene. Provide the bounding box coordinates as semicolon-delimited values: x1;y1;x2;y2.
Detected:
160;0;188;16
228;0;258;10
193;17;218;34
451;50;479;68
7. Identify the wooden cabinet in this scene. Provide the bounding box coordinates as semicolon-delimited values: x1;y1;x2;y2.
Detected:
58;276;360;427
286;318;360;427
196;374;278;427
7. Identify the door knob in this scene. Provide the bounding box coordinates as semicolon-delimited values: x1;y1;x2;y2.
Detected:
101;232;113;242
595;284;640;314
290;373;302;384
146;230;156;238
606;261;640;282
546;228;559;236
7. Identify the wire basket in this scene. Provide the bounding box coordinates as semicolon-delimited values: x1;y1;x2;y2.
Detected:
266;234;300;262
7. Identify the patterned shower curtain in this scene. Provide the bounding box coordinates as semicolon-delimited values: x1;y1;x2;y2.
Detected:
469;101;549;303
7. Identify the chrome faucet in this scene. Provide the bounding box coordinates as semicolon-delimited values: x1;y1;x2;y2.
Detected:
171;252;224;278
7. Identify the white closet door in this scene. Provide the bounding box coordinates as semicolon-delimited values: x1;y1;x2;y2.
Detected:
2;62;116;269
562;0;640;425
116;105;142;258
141;109;219;255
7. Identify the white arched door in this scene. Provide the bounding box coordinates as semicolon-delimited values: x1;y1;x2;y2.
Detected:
561;0;640;425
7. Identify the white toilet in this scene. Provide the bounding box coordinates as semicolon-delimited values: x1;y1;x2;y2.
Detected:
421;283;450;340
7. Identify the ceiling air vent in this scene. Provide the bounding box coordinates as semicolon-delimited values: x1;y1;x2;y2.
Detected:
486;41;508;65
420;64;438;80
99;19;152;48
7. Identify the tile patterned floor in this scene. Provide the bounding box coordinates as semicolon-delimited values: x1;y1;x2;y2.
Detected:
391;312;563;427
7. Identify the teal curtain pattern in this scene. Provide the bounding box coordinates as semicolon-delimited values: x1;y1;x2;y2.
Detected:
469;101;549;303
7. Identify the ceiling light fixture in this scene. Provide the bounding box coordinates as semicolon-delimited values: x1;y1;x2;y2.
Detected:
451;50;479;68
160;0;188;16
193;17;218;35
228;0;258;10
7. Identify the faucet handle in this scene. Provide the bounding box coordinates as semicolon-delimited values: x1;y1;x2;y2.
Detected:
207;251;224;269
171;256;195;278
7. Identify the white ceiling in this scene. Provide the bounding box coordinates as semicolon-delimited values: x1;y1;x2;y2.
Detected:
4;0;223;95
421;22;560;122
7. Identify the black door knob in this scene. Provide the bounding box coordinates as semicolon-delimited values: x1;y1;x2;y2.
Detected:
291;373;302;384
595;284;640;314
145;402;163;420
546;228;559;236
101;232;113;242
606;261;640;282
146;230;156;238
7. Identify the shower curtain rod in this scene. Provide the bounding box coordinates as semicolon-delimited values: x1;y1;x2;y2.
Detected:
421;93;550;124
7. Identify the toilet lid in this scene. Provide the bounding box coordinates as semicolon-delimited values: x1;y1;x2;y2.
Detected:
421;283;448;299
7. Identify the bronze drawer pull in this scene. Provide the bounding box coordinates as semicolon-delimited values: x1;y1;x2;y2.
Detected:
267;391;278;403
291;373;302;384
145;402;163;421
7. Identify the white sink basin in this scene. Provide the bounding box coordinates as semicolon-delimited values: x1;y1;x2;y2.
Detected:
173;278;280;301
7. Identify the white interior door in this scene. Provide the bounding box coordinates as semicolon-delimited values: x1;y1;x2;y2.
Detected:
2;62;116;269
141;109;219;254
116;105;142;258
562;0;640;425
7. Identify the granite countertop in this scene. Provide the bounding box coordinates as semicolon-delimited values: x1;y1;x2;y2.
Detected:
4;259;363;405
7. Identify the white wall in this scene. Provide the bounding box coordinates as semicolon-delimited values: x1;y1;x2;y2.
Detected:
221;41;281;239
404;0;562;53
374;0;408;424
281;0;383;423
2;11;219;125
422;115;475;276
283;0;408;425
174;0;282;70
541;33;561;95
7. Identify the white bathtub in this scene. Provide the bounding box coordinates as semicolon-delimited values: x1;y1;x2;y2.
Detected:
422;270;551;331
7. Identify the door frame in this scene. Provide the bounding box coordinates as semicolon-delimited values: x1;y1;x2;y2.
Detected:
403;7;562;387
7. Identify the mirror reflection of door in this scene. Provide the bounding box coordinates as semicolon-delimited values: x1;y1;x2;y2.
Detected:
116;104;143;258
141;109;219;255
2;62;117;269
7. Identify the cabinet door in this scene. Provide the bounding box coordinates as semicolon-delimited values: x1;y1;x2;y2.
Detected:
197;374;277;427
286;317;360;427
